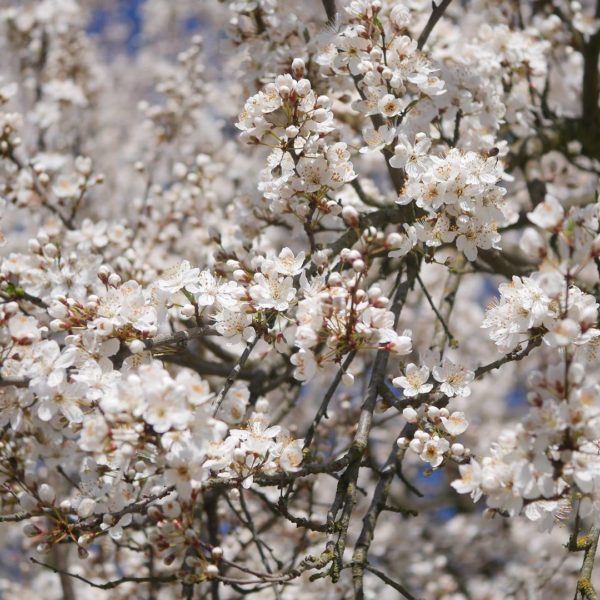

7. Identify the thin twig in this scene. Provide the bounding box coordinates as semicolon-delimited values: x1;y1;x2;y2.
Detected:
321;0;336;24
417;0;454;51
416;273;454;346
213;338;259;415
30;557;177;590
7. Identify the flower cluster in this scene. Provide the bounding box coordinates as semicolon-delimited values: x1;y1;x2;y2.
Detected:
482;273;599;353
0;1;599;599
399;404;469;469
237;63;356;218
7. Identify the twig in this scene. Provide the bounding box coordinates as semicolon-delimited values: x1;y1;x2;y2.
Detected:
574;526;600;600
581;0;600;124
417;0;454;51
474;336;542;380
321;0;336;25
143;326;217;351
416;273;454;346
364;564;419;600
213;338;259;415
0;377;29;388
302;351;356;453
30;557;177;590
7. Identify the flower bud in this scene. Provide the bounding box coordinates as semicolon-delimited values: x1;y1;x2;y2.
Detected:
295;79;311;97
107;273;121;287
77;497;96;518
342;205;360;227
342;372;354;387
255;398;269;413
38;484;55;504
291;58;305;78
233;448;246;464
128;339;146;354
180;304;196;318
402;407;418;423
352;259;365;272
451;443;465;456
43;243;58;258
206;564;219;578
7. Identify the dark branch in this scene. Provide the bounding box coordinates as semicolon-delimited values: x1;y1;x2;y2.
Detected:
417;0;453;51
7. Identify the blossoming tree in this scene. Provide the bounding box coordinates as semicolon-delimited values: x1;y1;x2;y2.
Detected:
1;0;600;598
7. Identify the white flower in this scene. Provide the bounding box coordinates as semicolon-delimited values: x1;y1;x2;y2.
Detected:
214;309;255;344
386;332;413;354
79;414;109;452
295;157;329;193
393;363;433;397
175;371;213;406
219;383;250;424
544;318;580;347
360;125;396;153
27;341;77;389
377;94;403;118
158;260;200;294
451;460;483;501
37;381;87;424
52;176;79;199
389;134;431;177
0;387;25;430
274;247;305;276
441;411;469;436
249;273;296;312
279;439;304;471
188;271;240;308
432;359;474;398
290;349;317;382
527;195;564;229
419;435;450;468
164;446;206;500
8;314;41;344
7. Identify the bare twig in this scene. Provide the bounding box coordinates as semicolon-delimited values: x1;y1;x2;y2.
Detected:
417;0;454;51
302;351;357;453
581;0;600;124
213;338;259;415
321;0;336;25
364;564;419;600
30;557;177;590
573;525;600;600
416;272;455;346
474;336;542;380
143;326;217;351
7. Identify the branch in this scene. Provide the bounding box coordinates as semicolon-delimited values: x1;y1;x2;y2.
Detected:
30;557;177;590
575;526;600;600
302;351;356;452
364;564;419;600
416;272;455;346
213;338;259;415
352;442;408;599
5;150;72;229
325;262;418;582
582;0;600;124
473;336;542;380
431;260;463;352
0;288;48;309
143;326;217;351
321;0;336;25
0;376;29;388
417;0;454;51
